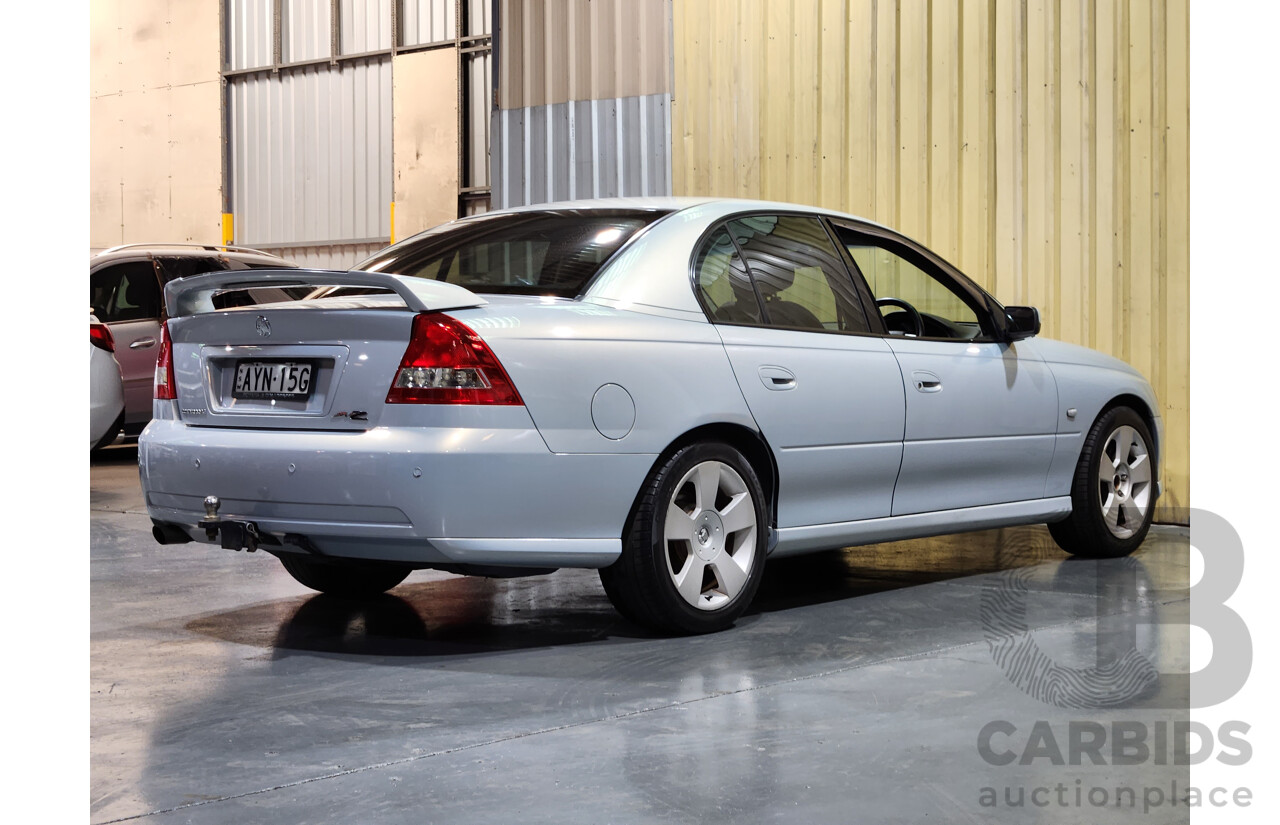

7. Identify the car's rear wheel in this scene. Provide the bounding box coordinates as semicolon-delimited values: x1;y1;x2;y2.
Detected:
1049;406;1156;558
277;554;412;597
600;442;767;634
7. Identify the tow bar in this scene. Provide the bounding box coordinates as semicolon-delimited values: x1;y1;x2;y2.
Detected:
197;495;277;552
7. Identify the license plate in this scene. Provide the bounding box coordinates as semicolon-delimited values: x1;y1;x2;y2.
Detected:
233;360;314;400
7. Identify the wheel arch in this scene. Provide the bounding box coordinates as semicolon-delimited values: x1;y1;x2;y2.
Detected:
627;422;779;538
1095;393;1160;477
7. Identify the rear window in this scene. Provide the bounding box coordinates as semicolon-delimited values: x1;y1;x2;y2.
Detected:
354;209;667;296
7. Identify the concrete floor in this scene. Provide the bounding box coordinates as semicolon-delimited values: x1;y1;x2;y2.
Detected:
92;445;1190;824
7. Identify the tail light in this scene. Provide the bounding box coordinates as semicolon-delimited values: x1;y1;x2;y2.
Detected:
90;323;114;352
387;313;523;405
154;319;176;400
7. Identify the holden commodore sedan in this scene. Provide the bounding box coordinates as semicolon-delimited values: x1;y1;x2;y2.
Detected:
139;198;1161;633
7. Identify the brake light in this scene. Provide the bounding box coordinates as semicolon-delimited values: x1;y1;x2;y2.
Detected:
387;314;523;405
90;323;114;353
154;320;176;400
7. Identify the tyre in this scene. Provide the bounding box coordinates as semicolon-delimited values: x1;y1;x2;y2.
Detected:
277;554;412;597
600;442;767;634
1049;406;1156;558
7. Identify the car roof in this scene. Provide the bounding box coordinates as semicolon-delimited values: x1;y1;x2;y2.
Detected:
482;196;896;232
90;243;295;268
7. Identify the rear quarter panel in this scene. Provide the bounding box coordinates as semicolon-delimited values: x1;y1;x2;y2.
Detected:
452;302;756;455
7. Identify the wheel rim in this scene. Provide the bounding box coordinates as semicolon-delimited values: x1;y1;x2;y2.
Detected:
1097;424;1152;539
662;460;758;611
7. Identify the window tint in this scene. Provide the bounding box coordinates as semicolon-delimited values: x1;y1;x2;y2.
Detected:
90;261;162;323
726;215;870;333
833;226;984;340
695;227;763;324
355;210;666;296
157;256;229;283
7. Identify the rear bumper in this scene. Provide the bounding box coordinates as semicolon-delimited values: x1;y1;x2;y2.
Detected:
139;417;655;568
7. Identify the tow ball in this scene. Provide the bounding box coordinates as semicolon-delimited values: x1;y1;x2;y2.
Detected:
197;495;275;552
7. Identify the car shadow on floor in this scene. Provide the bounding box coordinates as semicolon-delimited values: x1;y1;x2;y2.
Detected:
180;523;1188;659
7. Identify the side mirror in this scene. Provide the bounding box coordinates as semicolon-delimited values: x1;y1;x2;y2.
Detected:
1003;306;1040;341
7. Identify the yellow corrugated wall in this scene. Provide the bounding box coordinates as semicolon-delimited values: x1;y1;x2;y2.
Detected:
672;0;1189;523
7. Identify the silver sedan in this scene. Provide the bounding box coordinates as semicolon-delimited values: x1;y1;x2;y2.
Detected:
139;198;1161;633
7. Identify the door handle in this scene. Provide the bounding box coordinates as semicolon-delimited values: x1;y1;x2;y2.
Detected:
130;338;156;350
758;366;796;391
911;370;942;393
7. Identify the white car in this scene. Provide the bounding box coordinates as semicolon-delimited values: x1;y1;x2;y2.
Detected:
90;314;125;450
140;198;1161;633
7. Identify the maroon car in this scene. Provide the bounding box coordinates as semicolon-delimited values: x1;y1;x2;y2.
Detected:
89;244;299;436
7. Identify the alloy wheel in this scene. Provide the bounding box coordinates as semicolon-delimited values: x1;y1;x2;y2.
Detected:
1097;424;1152;539
662;460;758;610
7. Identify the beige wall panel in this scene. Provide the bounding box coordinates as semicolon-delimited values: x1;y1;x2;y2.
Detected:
393;49;459;239
872;0;897;233
90;95;124;249
168;82;223;187
929;0;960;263
735;0;763;197
958;0;992;286
1093;0;1117;352
91;0;223;247
498;0;670;109
1058;0;1086;349
844;0;875;219
817;0;846;211
168;0;222;88
789;0;819;206
90;0;121;99
1163;0;1189;522
168;82;225;242
761;0;790;200
118;0;172;94
121;88;173;241
896;1;927;241
672;0;1190;522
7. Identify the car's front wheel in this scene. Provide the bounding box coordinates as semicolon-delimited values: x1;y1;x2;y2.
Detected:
1049;406;1156;558
277;554;412;597
600;442;767;634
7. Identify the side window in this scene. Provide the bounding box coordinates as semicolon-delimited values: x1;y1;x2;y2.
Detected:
728;215;870;333
695;227;763;324
90;261;162;323
833;226;985;340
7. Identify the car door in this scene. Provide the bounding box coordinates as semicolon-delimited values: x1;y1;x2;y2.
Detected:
696;214;906;529
90;258;165;427
830;221;1059;516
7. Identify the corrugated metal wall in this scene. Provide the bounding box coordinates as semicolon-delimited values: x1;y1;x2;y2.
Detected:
268;241;387;269
492;0;673;208
283;0;331;62
467;51;493;189
494;95;671;207
227;57;392;248
402;0;457;45
672;0;1189;522
226;1;483;265
341;0;392;53
226;0;273;70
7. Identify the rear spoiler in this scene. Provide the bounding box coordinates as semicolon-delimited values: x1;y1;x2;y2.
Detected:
163;268;487;318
